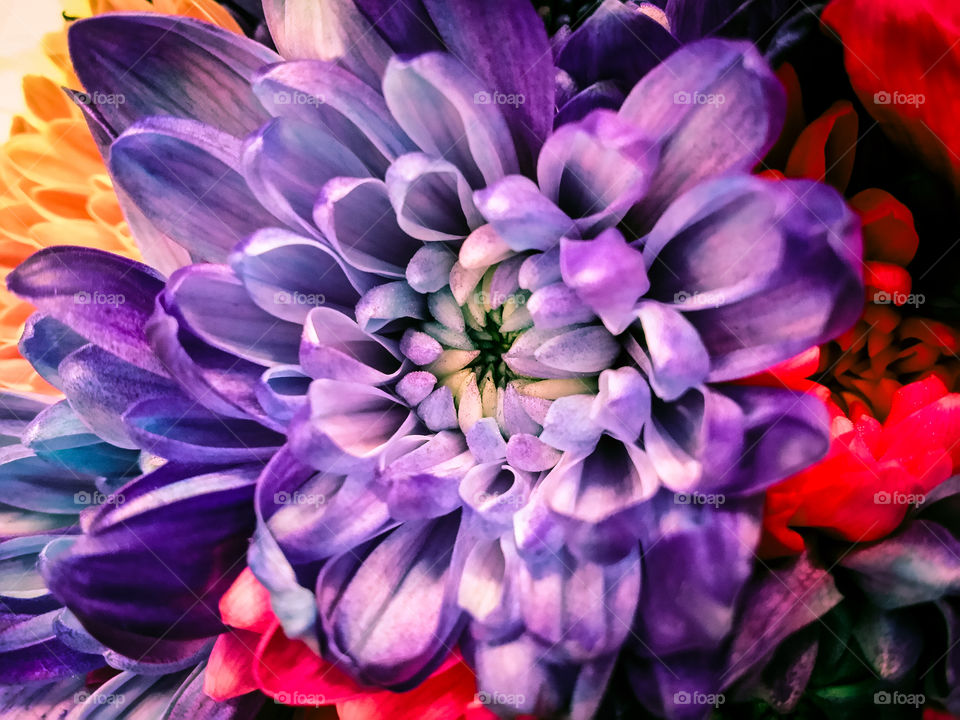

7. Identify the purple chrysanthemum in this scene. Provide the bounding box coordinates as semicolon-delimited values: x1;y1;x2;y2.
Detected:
5;1;865;717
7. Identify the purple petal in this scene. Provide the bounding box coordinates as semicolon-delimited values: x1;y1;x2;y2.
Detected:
383;53;520;189
560;230;648;334
725;553;842;687
230;227;371;324
314;177;422;277
637;493;761;656
620;39;786;226
632;301;710;401
317;514;465;689
109;117;278;263
254;59;416;174
7;247;167;377
164;264;302;366
262;0;392;86
288;380;417;472
519;548;641;659
68;14;278;136
386;153;482;242
243;117;370;231
556;0;678;92
422;0;555;171
301;307;402;385
473;175;576;252
40;463;258;664
123;396;285;463
537;109;658;234
58;345;185;449
644;176;863;382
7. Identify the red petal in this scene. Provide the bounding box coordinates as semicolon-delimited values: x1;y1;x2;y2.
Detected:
850;189;919;266
785;100;858;191
219;567;274;634
205;629;261;701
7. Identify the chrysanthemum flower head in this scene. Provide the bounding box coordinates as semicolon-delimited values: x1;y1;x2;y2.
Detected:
4;1;867;716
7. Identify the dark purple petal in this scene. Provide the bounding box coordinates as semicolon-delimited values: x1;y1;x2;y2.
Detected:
724;553;842;688
40;463;258;664
556;0;678;92
620;39;786;226
109;118;279;263
123;396;284;463
316;513;465;689
7;247;167;376
422;0;555;171
644;176;863;381
300;307;403;385
68;14;278;136
254;60;416;175
840;520;960;608
0;611;103;684
230;228;371;324
555;81;625;127
163;264;302;366
146;295;279;425
315;178;422;277
58;345;185;449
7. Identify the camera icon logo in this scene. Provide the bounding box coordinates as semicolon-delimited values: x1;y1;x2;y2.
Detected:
874;91;892;105
474;91;491;105
74;291;91;304
673;91;691;104
673;691;691;705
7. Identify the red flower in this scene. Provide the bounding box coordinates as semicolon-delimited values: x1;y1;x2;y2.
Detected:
759;374;960;557
823;0;960;192
204;569;499;720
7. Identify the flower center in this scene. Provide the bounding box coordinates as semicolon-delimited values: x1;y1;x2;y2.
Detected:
464;305;523;387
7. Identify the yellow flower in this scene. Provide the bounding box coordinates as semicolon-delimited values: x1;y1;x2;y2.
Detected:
0;0;241;392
